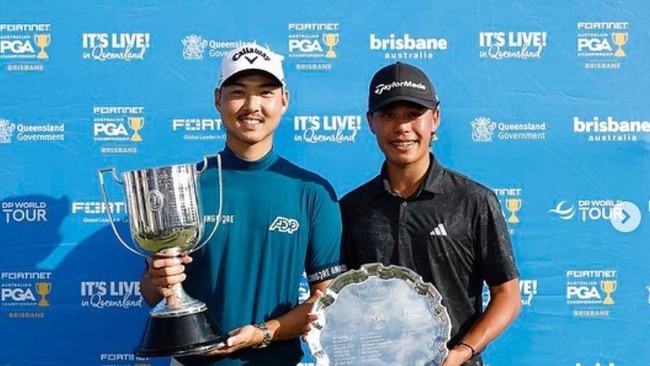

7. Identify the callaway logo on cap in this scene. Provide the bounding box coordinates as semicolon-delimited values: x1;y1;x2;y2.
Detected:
368;61;439;113
218;44;285;88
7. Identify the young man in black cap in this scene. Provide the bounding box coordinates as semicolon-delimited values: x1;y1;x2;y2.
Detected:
340;62;521;366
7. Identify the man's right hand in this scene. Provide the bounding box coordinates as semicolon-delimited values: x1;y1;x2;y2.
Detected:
146;250;193;300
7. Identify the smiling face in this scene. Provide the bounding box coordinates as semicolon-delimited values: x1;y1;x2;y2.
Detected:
367;101;439;172
215;72;289;160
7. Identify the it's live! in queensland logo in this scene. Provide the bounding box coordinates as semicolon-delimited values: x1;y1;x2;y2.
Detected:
478;30;548;60
293;114;362;144
82;32;150;61
80;280;143;309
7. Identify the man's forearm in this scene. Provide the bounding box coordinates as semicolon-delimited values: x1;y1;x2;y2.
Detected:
458;278;521;352
265;280;331;341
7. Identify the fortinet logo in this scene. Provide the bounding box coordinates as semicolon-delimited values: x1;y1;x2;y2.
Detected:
577;21;628;30
374;80;426;95
430;223;448;236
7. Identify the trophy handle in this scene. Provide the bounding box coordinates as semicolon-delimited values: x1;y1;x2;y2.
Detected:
98;167;149;258
191;154;223;253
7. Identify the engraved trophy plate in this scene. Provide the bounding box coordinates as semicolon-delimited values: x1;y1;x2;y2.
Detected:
306;263;451;366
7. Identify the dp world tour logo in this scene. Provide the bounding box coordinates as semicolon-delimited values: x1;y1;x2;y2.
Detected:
0;119;16;143
549;201;576;220
549;200;641;233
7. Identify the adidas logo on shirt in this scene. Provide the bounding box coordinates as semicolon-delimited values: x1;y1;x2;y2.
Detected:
429;223;448;236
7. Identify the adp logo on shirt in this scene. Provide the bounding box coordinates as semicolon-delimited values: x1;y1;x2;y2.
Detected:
269;216;300;234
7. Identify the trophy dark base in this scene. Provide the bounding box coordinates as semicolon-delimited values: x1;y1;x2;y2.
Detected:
135;309;227;358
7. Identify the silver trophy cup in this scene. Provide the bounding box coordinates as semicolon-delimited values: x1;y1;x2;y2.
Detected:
98;154;225;357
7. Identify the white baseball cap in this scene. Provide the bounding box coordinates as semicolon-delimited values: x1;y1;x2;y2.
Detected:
217;44;285;88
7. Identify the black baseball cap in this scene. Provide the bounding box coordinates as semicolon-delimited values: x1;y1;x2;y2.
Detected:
368;62;439;113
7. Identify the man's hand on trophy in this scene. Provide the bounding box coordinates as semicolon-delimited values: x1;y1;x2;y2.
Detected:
441;344;475;366
202;325;262;356
146;250;193;300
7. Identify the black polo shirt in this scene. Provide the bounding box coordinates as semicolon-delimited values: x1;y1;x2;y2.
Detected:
340;154;519;346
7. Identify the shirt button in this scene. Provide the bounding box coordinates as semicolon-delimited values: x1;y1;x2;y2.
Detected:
401;201;407;207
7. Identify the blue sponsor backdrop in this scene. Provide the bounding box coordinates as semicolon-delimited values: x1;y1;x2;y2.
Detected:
1;1;649;365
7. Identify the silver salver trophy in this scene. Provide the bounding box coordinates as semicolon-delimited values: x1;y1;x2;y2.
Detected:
306;263;452;366
98;154;225;357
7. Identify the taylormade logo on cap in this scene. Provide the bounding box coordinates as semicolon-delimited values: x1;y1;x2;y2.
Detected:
374;80;427;95
218;44;285;88
368;62;438;113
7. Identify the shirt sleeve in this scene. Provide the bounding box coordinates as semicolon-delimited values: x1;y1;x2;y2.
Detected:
477;190;520;286
304;181;346;284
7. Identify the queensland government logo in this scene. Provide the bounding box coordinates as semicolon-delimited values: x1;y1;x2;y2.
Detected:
288;22;339;71
577;21;628;69
479;31;547;60
0;118;16;143
181;36;255;60
0;23;50;71
471;116;546;142
550;199;641;233
181;34;208;60
0;118;64;143
370;33;447;60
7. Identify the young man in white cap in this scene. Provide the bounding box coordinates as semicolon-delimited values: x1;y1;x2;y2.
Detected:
340;62;521;366
140;43;344;366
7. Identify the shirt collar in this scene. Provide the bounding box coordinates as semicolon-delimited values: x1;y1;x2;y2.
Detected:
374;153;445;198
220;145;279;171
